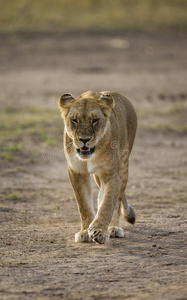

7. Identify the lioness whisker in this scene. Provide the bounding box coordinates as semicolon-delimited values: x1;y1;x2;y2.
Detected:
66;142;74;149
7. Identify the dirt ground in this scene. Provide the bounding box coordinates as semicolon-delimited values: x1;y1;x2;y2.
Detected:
0;31;187;300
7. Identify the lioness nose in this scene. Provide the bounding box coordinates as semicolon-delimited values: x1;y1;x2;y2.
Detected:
79;138;91;144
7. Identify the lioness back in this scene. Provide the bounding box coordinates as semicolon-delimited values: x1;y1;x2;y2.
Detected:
102;91;137;153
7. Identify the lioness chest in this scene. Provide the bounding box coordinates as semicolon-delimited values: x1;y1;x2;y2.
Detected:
67;147;104;175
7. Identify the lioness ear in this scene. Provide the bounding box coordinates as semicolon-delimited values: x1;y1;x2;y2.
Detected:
58;93;75;111
99;93;115;109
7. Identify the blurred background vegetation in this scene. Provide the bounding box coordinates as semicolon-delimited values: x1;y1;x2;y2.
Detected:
0;0;187;163
0;0;187;33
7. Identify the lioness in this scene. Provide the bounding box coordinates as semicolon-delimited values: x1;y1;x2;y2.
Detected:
58;90;137;244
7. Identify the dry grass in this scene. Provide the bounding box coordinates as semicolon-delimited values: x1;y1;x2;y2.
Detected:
0;106;60;142
0;106;62;162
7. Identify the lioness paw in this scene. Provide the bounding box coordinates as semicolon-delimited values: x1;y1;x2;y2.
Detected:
88;222;109;244
75;230;91;243
109;226;124;238
88;229;109;244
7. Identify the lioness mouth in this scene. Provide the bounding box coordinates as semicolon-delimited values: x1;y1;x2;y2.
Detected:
77;146;96;157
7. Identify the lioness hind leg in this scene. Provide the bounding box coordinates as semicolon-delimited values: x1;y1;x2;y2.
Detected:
109;195;135;238
109;156;135;237
119;157;136;225
109;157;128;238
109;201;124;238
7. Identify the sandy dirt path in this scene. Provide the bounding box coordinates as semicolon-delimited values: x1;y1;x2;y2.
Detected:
0;32;187;299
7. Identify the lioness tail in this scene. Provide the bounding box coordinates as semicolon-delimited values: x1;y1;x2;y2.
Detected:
121;196;136;224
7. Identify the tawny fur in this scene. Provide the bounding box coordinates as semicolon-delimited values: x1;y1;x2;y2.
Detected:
58;90;137;244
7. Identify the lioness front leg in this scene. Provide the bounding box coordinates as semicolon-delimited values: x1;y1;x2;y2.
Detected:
88;174;121;244
109;158;128;238
68;168;95;243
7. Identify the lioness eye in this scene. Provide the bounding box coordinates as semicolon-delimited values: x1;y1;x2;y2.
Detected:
71;119;78;124
92;119;99;125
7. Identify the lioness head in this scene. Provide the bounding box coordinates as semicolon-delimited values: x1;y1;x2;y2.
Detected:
58;91;115;159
